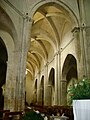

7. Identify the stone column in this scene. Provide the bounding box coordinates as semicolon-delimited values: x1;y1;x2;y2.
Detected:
36;73;40;105
79;26;87;78
85;27;90;78
54;50;63;105
44;63;49;106
77;0;88;77
37;87;40;105
47;85;52;106
4;60;16;111
37;87;43;105
15;14;32;111
57;51;61;105
60;80;67;105
72;27;82;78
54;48;67;106
54;52;58;105
37;87;41;105
3;9;32;112
40;87;43;105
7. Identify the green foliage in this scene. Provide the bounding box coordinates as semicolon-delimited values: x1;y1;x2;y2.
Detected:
67;78;90;104
22;110;44;120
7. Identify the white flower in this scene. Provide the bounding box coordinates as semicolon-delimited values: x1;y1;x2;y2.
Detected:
79;82;83;86
74;84;77;87
67;88;70;91
82;79;85;81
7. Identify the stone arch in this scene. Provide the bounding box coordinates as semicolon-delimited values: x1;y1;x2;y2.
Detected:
61;54;78;105
49;68;55;86
0;31;15;110
0;6;18;48
29;0;79;25
0;37;8;110
35;79;38;90
62;54;78;82
28;0;79;50
0;37;8;87
0;6;18;85
39;76;44;106
48;68;55;106
27;0;79;80
26;0;79;106
0;6;18;110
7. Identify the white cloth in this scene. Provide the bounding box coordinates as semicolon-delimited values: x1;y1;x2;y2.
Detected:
73;100;90;120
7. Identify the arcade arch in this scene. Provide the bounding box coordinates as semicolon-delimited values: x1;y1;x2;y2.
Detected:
62;54;78;105
48;68;55;106
25;0;79;106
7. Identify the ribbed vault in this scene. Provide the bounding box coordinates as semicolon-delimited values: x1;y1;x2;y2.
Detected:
26;3;75;80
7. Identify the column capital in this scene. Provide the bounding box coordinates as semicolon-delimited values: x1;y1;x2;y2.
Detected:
23;13;33;23
72;26;90;34
71;27;80;36
54;50;60;57
44;62;49;67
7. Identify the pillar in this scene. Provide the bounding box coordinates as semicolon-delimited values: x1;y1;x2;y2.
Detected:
60;79;67;105
85;27;90;78
54;51;61;105
44;63;50;106
36;73;40;105
54;53;58;105
58;51;62;105
72;27;82;78
4;60;16;111
37;87;43;105
16;15;32;111
77;0;88;77
47;85;52;106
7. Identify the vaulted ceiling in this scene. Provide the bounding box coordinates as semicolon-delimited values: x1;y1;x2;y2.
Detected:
26;3;75;80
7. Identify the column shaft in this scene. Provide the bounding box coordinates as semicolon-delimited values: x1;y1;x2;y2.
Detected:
54;53;58;105
44;64;49;106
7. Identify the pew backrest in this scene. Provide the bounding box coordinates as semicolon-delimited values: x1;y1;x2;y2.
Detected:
3;111;23;120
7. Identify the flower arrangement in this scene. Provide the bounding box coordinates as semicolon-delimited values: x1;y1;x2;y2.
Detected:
67;78;90;104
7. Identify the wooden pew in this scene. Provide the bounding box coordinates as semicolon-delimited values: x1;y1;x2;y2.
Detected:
3;111;23;120
30;105;74;120
0;110;10;120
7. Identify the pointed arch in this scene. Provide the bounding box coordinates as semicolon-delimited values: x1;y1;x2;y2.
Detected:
0;6;18;46
39;76;44;106
0;37;8;87
62;54;78;82
48;67;55;106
